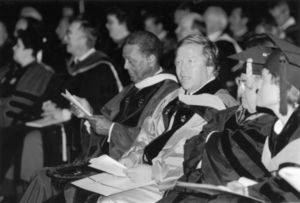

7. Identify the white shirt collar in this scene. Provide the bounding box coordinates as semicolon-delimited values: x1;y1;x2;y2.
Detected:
186;76;216;95
234;27;248;38
158;30;167;41
274;119;284;134
75;48;96;62
134;68;177;89
280;17;296;31
208;31;222;42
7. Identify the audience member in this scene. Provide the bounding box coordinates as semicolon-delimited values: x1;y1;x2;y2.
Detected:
255;12;281;37
159;34;277;203
104;7;132;86
144;12;177;73
269;0;300;45
173;2;191;25
0;21;13;77
175;12;205;42
204;6;241;97
20;31;178;203
228;7;253;49
0;28;54;201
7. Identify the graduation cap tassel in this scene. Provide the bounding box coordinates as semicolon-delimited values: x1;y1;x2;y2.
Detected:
279;55;288;115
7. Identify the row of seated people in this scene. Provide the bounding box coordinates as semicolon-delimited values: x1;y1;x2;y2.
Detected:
18;27;238;203
0;16;132;199
0;17;179;201
22;32;300;203
2;13;300;203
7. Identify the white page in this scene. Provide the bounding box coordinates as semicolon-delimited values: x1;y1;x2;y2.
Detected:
61;89;92;117
89;155;127;177
72;173;155;196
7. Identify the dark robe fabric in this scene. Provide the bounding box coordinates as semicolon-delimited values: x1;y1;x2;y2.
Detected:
42;50;120;162
0;61;54;179
245;107;300;203
158;106;276;203
20;74;178;203
0;63;26;98
75;79;236;203
0;61;54;127
81;77;178;161
100;37;131;87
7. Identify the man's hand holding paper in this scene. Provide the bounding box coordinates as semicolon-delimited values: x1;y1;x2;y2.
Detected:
69;96;93;118
86;115;113;135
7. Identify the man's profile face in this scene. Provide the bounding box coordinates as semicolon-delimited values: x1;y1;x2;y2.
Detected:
106;14;125;42
270;4;290;27
144;17;161;37
65;21;85;55
122;44;151;83
175;16;193;41
176;43;212;94
229;8;244;33
13;39;31;64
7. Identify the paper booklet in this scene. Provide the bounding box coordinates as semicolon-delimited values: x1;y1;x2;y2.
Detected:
26;116;68;128
61;89;92;117
72;155;154;196
72;172;155;196
176;181;264;202
88;155;127;177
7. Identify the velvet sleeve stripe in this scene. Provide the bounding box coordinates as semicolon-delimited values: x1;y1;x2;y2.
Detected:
9;101;34;111
221;130;255;179
13;90;41;100
245;129;267;144
232;130;270;175
6;111;30;122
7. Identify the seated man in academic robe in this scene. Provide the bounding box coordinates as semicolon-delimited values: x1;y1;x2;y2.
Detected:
20;31;178;203
158;36;279;203
83;34;237;203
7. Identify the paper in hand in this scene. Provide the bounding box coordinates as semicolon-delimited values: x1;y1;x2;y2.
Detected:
61;90;92;117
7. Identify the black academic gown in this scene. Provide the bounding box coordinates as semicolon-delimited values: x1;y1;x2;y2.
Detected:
245;107;300;203
158;107;276;203
42;50;120;163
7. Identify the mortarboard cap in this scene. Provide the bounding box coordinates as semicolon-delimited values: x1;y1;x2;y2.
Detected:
266;35;300;115
229;45;273;75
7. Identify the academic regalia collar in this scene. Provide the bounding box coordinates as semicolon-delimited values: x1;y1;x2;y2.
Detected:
270;106;300;156
75;48;96;62
67;50;112;76
280;17;296;31
208;31;222;42
192;77;221;95
134;69;177;89
186;77;215;95
23;60;38;69
178;79;226;111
